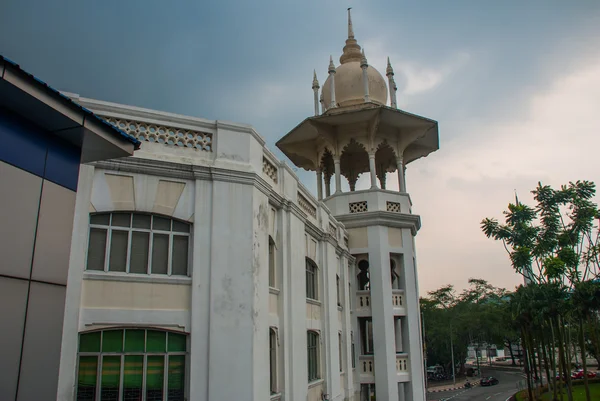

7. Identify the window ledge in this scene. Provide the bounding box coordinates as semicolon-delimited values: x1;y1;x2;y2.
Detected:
270;393;282;401
83;271;192;285
269;287;280;295
308;378;324;388
306;298;321;306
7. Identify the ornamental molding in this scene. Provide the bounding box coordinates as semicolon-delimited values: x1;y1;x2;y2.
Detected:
335;211;421;235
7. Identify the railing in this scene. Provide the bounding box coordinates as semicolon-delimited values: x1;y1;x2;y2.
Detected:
396;354;409;373
356;291;371;314
392;289;405;309
359;355;375;382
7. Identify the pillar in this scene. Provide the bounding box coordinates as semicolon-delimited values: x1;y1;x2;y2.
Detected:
369;153;377;189
317;168;323;200
361;50;370;103
334;157;342;194
395;317;403;353
396;157;405;192
367;226;399;401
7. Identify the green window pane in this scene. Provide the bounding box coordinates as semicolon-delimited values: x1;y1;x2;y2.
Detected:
167;355;185;401
123;355;143;400
79;331;101;352
124;329;145;352
146;331;166;352
102;330;124;353
100;356;121;401
146;355;165;401
167;333;186;352
76;356;97;401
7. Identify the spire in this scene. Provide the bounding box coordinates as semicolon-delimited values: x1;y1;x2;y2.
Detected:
340;9;362;64
328;55;336;73
514;190;520;205
312;70;320;89
386;57;394;76
347;7;354;39
360;48;368;68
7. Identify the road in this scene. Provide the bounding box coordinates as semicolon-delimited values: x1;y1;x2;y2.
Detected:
427;369;525;401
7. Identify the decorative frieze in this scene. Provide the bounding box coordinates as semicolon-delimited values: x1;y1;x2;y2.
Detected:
297;192;317;218
349;201;368;213
386;201;401;213
329;222;337;238
100;117;212;151
263;157;278;184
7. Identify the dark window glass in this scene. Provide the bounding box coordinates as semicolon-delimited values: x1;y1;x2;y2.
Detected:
171;236;188;276
152;234;169;274
87;228;107;271
109;230;128;272
130;231;150;274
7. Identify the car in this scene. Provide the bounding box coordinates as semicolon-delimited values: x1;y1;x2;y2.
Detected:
480;376;499;386
572;370;597;380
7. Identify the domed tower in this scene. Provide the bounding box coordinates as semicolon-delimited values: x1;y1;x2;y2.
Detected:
277;9;439;401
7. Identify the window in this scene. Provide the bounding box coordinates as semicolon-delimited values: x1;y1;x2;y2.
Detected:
87;213;190;276
306;259;318;300
351;331;356;369
307;331;320;382
269;328;278;394
338;332;343;372
269;237;276;288
336;274;341;307
359;318;374;355
76;328;186;401
357;260;370;290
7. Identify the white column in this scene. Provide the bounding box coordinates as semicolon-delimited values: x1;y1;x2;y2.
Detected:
334;157;342;194
361;50;370;103
56;164;95;401
401;230;427;401
396;156;405;192
369;153;377;189
395;317;403;353
367;226;399;401
317;168;323;200
189;179;214;401
329;56;337;109
323;243;342;400
313;70;320;116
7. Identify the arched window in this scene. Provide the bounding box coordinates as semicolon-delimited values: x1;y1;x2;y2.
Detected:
307;331;320;382
269;328;278;394
86;212;191;276
306;258;318;300
268;237;276;288
391;259;400;290
357;260;370;290
76;328;187;401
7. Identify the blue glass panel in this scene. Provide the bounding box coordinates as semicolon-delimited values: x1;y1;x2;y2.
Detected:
45;137;80;191
0;108;48;177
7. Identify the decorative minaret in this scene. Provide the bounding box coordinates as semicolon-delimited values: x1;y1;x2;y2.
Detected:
328;56;337;109
361;49;371;103
312;70;320;116
277;10;439;401
387;57;398;109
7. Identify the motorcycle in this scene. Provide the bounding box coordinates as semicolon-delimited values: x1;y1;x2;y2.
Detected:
464;381;472;389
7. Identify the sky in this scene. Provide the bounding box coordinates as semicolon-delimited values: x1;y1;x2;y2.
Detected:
2;0;600;295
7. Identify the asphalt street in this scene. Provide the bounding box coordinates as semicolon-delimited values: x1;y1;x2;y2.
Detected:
426;369;525;401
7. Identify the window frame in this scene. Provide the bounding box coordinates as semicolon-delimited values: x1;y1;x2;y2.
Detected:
305;258;318;301
307;330;320;382
268;237;276;288
76;328;187;401
87;212;191;277
269;327;278;394
338;332;343;373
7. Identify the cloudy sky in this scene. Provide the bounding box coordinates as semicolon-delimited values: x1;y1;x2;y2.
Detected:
3;0;600;294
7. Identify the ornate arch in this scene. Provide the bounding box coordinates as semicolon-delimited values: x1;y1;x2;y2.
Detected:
340;138;369;191
375;141;397;190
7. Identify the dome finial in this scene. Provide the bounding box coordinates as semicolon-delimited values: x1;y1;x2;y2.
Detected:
312;70;320;89
347;7;354;39
361;48;368;67
386;57;394;76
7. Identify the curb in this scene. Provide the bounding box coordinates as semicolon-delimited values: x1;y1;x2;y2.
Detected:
427;384;478;393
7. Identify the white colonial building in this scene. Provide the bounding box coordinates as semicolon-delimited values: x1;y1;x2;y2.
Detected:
55;10;438;401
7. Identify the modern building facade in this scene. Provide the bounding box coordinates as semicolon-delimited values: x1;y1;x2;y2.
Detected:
0;55;139;401
49;11;438;401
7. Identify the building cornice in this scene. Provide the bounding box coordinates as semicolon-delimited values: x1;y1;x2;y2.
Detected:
335;211;421;235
